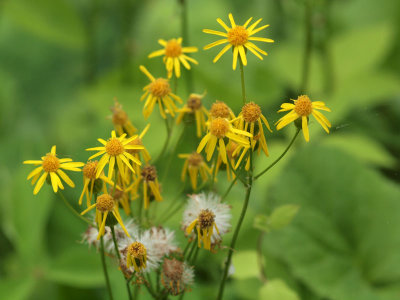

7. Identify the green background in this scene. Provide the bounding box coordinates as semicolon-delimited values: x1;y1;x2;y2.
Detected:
1;0;400;299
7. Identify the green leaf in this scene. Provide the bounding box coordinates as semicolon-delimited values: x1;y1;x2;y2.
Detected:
254;205;300;233
259;279;300;300
0;277;36;300
45;246;105;288
232;250;259;280
264;145;400;300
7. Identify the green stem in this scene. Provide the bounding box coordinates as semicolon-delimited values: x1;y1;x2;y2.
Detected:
222;176;238;201
154;117;173;164
162;125;186;182
239;59;247;104
300;0;313;94
179;0;193;93
57;190;91;224
100;236;114;300
254;128;300;180
226;158;246;185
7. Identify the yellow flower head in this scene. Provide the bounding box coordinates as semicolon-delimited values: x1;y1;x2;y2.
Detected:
215;141;240;181
110;98;137;136
81;192;130;240
148;38;198;78
203;13;274;70
209;100;235;120
276;95;332;142
176;93;209;137
186;209;219;250
125;124;151;174
86;130;144;183
197;117;251;163
24;145;84;195
139;165;162;210
126;241;147;272
139;65;183;119
179;152;212;190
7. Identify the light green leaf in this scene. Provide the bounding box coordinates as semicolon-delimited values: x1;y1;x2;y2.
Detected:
0;277;36;300
259;279;300;300
232;250;259;280
268;205;300;231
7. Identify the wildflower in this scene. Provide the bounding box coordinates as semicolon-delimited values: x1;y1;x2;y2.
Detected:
24;145;84;195
110;99;137;136
176;93;209;137
209;100;235;120
125;124;151;174
148;38;198;78
140;165;163;209
139;65;183;119
276;95;331;142
80;193;130;240
86;130;144;182
215;141;240;181
142;227;178;260
179;152;212;190
197;117;251;163
161;258;194;295
203;13;274;70
183;193;231;250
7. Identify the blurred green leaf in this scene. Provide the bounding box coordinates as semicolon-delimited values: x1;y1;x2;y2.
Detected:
264;145;400;300
232;250;259;280
45;246;104;288
254;205;299;233
3;0;85;49
0;277;35;300
259;279;300;300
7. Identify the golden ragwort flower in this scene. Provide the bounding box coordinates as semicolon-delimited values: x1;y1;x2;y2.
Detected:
139;65;183;119
24;145;84;195
176;93;209;137
179;152;212;190
203;13;274;70
276;95;331;142
126;241;147;272
186;209;219;250
110;98;137;136
148;38;198;78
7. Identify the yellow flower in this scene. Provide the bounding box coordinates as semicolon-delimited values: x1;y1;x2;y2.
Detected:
179;152;212;190
137;165;163;209
86;130;144;183
186;209;219;250
176;93;209;137
209;100;236;120
81;192;130;240
125;124;152;174
233;102;272;170
197;117;251;163
215;141;240;181
203;13;274;70
110;98;137;136
24;145;84;195
276;95;331;142
148;38;198;78
126;241;147;272
139;65;183;119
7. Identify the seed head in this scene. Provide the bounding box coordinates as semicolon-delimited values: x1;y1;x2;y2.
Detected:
210;118;230;138
83;161;98;179
187;94;203;111
188;152;203;167
210;101;230;118
141;165;157;181
42;154;60;173
149;78;171;97
163;258;184;281
294;95;313;117
96;194;115;212
105;138;124;156
228;26;249;46
198;209;215;230
242;102;261;123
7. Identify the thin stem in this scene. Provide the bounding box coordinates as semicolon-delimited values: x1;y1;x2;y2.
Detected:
100;236;114;300
179;0;193;93
257;232;268;284
222;176;238;201
239;59;247;104
154;117;173;164
162;125;186;182
254;128;300;180
227;158;246;185
57;190;91;224
300;0;313;93
210;154;219;190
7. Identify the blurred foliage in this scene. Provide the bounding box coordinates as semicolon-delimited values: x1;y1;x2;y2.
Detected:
0;0;400;299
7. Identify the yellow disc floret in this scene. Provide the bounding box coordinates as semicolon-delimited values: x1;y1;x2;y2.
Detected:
149;78;171;97
210;101;230;118
96;194;115;212
242;102;261;123
210;118;230;138
228;26;249;46
42;154;60;173
105;138;124;156
83;161;98;179
294;95;313;117
165;39;182;57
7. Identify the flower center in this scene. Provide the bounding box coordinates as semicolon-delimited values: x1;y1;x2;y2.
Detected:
163;258;184;281
83;161;98;179
165;39;182;57
42;154;60;173
242;102;261;123
149;78;171;97
228;26;249;46
210;118;230;138
187;94;202;111
141;165;157;181
105;138;124;156
210;101;230;118
198;209;215;230
96;194;115;212
294;95;313;116
112;108;128;125
188;152;203;167
126;138;142;154
128;241;147;259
